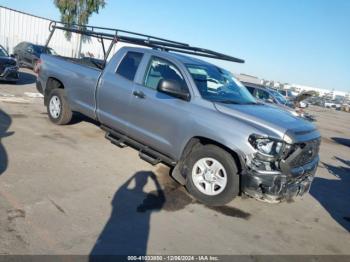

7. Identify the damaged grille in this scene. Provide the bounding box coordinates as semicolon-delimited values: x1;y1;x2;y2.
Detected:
286;138;320;167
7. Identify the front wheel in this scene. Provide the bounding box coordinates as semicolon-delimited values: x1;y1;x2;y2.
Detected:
47;89;73;125
185;144;239;206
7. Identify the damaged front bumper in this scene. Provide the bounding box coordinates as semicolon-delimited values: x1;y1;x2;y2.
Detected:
242;156;319;203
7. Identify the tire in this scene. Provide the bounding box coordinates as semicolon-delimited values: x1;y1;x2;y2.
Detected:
47;89;73;125
185;144;239;206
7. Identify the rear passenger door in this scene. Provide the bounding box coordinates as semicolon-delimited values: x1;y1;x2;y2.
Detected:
97;51;144;133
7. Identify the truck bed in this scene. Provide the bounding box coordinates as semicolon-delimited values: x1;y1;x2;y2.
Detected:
39;54;102;119
55;56;105;70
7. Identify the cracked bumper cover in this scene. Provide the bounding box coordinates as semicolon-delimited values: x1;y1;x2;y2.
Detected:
242;156;319;202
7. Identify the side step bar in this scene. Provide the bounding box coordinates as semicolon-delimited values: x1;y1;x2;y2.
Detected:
105;132;127;148
101;125;176;166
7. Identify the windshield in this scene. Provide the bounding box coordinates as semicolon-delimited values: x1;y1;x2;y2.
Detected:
186;64;257;104
271;90;288;104
0;46;8;57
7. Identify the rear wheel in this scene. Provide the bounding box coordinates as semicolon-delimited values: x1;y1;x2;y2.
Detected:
47;89;73;125
185;144;239;206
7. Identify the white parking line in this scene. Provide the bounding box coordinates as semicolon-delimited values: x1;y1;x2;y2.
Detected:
0;97;30;103
24;92;44;98
0;93;15;97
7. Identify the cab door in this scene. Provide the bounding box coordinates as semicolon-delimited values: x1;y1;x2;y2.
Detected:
127;55;192;158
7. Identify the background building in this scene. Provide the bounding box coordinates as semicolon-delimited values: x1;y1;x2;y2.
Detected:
1;5;349;99
0;5;128;59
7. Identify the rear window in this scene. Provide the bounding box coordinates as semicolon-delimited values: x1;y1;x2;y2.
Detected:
116;51;144;81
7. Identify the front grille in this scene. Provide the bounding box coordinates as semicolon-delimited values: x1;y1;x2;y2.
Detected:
0;65;4;75
287;139;320;167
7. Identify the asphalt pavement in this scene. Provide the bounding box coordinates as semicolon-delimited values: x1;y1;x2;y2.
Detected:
0;69;349;255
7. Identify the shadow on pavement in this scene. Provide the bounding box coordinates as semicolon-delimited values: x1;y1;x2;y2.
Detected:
17;71;37;85
62;112;100;127
90;171;165;257
3;71;37;86
332;137;350;148
310;157;350;232
0;108;12;176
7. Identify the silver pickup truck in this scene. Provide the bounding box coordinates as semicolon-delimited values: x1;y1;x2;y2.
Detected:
37;26;320;206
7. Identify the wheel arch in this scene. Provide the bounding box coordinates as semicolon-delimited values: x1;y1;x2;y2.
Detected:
176;136;246;194
44;77;64;105
180;136;246;174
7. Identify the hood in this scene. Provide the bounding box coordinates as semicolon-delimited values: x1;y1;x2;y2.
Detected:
294;90;316;103
0;57;16;66
214;102;319;143
267;101;298;115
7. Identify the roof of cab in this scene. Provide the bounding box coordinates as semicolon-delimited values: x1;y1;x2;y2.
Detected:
120;46;215;66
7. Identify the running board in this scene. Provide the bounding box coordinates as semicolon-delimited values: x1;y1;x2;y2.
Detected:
105;132;127;148
101;125;176;166
139;150;161;165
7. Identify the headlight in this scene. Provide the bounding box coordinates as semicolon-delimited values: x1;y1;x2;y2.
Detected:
249;134;284;159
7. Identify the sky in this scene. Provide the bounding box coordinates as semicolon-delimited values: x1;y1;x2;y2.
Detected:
1;0;349;92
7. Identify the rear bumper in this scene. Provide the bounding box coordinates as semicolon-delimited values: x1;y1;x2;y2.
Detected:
242;156;319;202
0;66;19;82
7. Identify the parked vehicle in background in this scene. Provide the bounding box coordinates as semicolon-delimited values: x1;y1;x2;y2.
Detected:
278;89;295;101
324;100;341;110
13;42;57;69
341;104;350;112
307;96;323;107
324;101;333;108
0;44;19;82
294;91;316;108
245;83;296;109
37;23;321;205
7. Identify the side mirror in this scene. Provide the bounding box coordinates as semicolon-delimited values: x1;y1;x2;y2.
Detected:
10;54;15;58
267;98;274;103
157;79;190;101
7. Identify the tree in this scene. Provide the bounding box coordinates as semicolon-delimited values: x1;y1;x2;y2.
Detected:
54;0;106;57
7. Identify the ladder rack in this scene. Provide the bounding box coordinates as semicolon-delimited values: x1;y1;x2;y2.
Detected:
45;21;245;65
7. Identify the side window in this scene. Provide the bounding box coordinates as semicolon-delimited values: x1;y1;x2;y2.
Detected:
144;57;187;90
245;86;255;95
116;51;144;81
